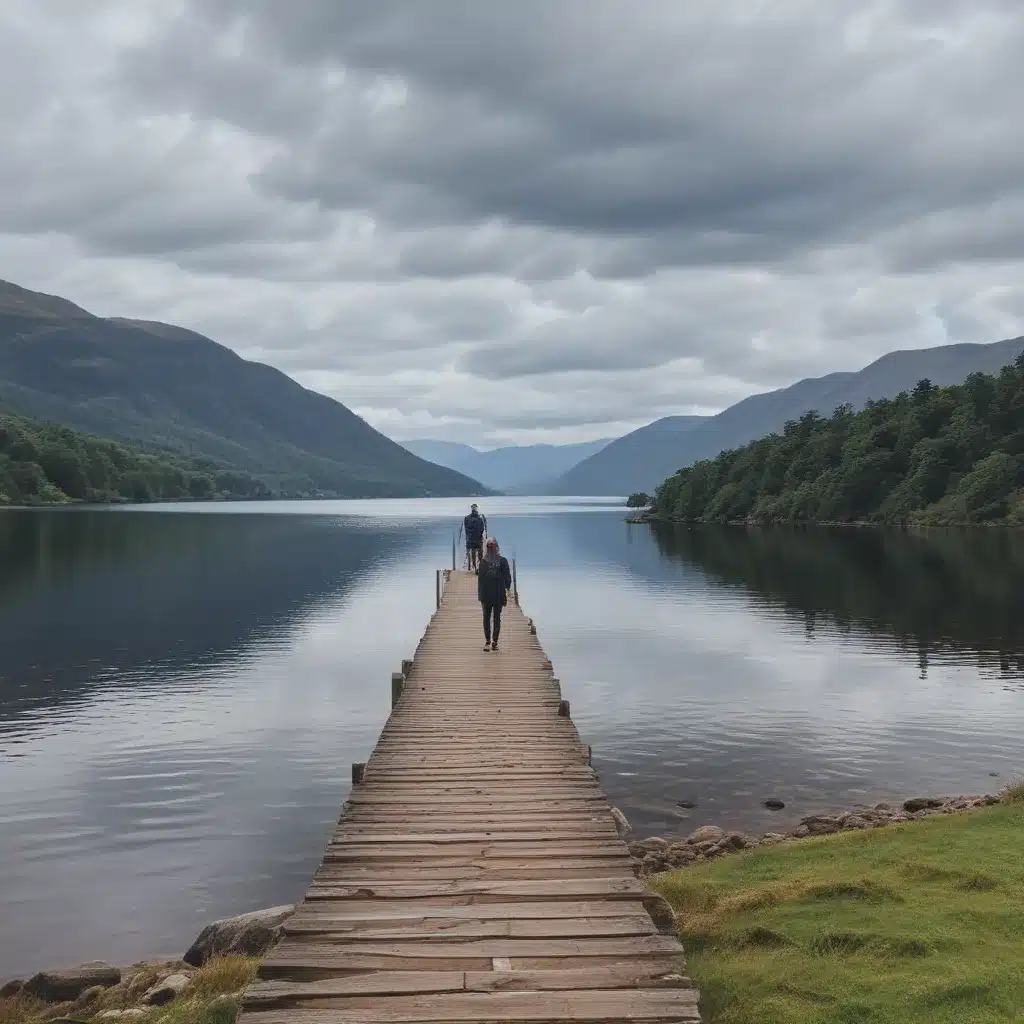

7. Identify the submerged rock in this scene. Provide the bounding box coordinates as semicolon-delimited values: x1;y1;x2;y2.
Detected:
23;964;121;1003
183;905;294;966
763;798;785;810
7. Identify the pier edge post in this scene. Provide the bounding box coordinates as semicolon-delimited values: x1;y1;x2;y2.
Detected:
558;699;570;718
351;762;366;785
391;671;405;708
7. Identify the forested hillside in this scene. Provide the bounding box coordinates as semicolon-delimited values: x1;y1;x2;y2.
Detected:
652;355;1024;526
0;279;484;499
0;409;271;504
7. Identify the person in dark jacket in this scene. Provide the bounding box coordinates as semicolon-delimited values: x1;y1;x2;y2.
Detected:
459;503;487;570
477;537;512;651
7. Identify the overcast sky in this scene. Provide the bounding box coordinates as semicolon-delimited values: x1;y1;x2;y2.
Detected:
2;1;1023;446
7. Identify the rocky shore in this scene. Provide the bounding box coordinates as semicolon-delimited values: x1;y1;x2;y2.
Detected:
0;906;293;1022
627;792;1003;876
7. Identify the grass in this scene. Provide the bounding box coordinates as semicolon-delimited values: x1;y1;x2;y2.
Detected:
0;957;259;1024
651;802;1024;1023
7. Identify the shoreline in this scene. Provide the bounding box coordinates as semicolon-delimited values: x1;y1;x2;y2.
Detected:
627;790;1005;876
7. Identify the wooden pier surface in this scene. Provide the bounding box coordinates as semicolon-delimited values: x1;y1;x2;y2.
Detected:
241;570;700;1023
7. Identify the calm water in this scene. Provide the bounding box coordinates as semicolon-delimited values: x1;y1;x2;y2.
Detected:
2;498;1023;975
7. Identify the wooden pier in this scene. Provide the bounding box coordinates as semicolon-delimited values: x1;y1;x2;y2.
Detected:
241;570;700;1023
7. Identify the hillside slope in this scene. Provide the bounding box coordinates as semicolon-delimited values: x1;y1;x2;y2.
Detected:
402;437;611;492
549;338;1024;495
0;280;484;498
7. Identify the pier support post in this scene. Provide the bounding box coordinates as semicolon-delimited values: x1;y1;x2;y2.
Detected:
436;569;441;609
558;699;570;718
401;659;413;677
351;762;365;785
391;671;405;708
582;743;592;765
529;619;536;635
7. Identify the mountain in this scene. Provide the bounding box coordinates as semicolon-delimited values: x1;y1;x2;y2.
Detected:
548;338;1024;495
401;437;612;492
0;279;485;498
651;353;1024;526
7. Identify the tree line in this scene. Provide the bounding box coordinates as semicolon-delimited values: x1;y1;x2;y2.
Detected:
652;353;1024;525
0;410;273;505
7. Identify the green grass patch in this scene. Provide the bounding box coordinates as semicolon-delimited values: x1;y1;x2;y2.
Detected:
652;804;1024;1023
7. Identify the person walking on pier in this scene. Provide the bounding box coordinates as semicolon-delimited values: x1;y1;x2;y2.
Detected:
459;502;487;571
478;537;511;652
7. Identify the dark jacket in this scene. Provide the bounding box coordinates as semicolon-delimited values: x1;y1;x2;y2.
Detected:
477;554;512;606
463;511;486;546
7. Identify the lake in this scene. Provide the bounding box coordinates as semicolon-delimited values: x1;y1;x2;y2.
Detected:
1;497;1023;976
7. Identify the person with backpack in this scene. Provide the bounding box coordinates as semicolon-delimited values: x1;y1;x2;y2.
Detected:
459;503;487;571
477;537;512;652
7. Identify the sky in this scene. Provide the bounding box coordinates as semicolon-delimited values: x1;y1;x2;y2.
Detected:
1;1;1023;447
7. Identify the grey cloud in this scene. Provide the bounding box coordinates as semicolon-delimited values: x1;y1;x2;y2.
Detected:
1;1;1024;444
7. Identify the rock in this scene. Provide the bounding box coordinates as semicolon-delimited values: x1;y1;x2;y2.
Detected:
641;852;669;875
1;979;24;998
143;973;191;1006
23;965;122;1003
763;798;785;810
628;837;669;857
666;846;697;868
642;893;679;935
73;986;107;1010
98;1012;125;1019
183;905;294;966
791;824;810;838
874;803;892;811
717;831;750;852
984;795;1000;806
799;814;842;836
676;799;697;810
119;1010;147;1020
759;832;786;845
989;772;1000;777
686;825;724;845
610;807;632;838
902;797;944;813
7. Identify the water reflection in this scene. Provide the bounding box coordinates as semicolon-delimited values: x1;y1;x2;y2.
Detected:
648;523;1024;681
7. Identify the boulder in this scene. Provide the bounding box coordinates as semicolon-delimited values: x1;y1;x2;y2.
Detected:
642;894;679;935
628;837;669;857
799;814;842;836
143;973;191;1006
610;807;632;838
718;831;750;851
686;825;724;845
903;797;944;813
763;798;785;811
0;979;23;998
759;832;786;846
23;964;122;1003
183;905;294;966
72;985;108;1011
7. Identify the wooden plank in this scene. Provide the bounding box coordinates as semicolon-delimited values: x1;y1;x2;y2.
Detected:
241;988;700;1020
283;915;656;940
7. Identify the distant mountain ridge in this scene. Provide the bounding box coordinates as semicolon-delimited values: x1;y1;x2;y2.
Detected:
0;279;485;498
549;337;1024;495
401;437;612;492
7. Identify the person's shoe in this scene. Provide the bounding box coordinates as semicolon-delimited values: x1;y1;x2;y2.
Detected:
491;642;498;652
483;643;491;651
